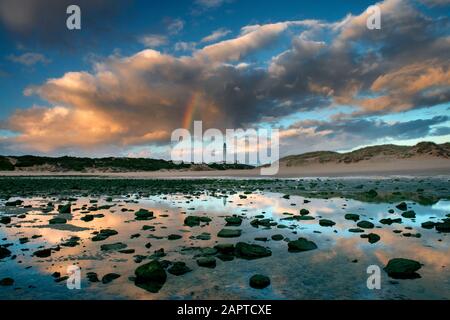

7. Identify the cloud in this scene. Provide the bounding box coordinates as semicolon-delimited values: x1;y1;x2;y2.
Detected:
174;41;197;52
1;0;449;155
201;28;231;43
138;35;168;48
195;0;228;8
167;19;184;35
7;52;51;66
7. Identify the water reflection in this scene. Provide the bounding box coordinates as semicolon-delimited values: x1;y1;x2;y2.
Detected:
0;191;448;300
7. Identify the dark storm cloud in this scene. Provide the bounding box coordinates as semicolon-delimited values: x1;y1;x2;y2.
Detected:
0;0;129;48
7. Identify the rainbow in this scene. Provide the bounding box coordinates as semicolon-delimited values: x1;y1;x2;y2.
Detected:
182;92;201;130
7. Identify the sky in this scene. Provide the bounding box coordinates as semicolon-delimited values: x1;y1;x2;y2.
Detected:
0;0;449;160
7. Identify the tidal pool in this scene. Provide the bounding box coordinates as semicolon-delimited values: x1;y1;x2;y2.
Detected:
0;177;449;300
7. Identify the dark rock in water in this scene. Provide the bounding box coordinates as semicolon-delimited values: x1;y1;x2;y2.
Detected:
197;256;216;268
361;233;381;244
380;218;402;225
119;249;135;254
0;247;12;259
81;215;94;222
388;209;395;214
92;229;118;241
249;274;270;289
348;228;364;233
282;195;290;199
319;219;336;227
102;273;121;284
421;221;435;229
214;244;235;254
254;237;268;242
401;211;416;219
225;216;242;226
357;221;374;229
184;215;211;227
435;221;450;233
403;232;421;238
19;237;29;244
168;234;182;240
288;238;318;252
58;203;71;214
135;209;154;220
250;218;277;228
384;258;422;279
0;277;14;286
149;248;166;259
235;242;272;259
130;233;140;239
217;253;234;262
345;214;359;222
87;272;99;282
200;247;218;256
300;209;310;216
61;236;80;247
100;242;127;251
134;260;167;293
271;234;284;241
195;232;211;240
396;202;408;211
49;217;67;224
217;229;242;238
0;216;11;224
34;248;51;258
168;262;192;276
5;199;23;207
366;189;378;198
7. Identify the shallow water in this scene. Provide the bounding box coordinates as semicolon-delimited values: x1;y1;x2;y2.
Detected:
0;182;449;300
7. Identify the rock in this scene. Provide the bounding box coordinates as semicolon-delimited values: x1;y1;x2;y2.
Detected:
86;272;99;282
380;218;402;225
102;273;121;284
217;253;234;261
0;247;11;260
200;247;218;256
435;221;450;233
195;232;211;240
61;236;80;247
49;217;67;224
288;238;318;252
118;249;135;254
254;237;268;242
225;216;242;226
319;219;336;227
421;221;435;229
348;228;364;233
271;234;284;241
366;189;378;198
100;242;127;251
34;248;51;258
81;215;94;222
300;209;310;216
250;218;277;228
357;221;374;229
92;229;118;241
217;229;242;238
184;215;211;227
58;203;71;214
249;274;270;289
235;242;272;259
130;233;140;239
396;202;408;211
0;216;11;224
345;214;359;222
401;211;416;219
197;257;216;268
5;200;23;207
134;260;167;293
384;258;422;279
168;262;192;276
0;277;14;286
214;244;235;254
168;234;182;240
135;209;154;220
361;233;381;244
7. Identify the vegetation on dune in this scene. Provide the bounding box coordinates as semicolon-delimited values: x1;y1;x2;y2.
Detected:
0;155;254;172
